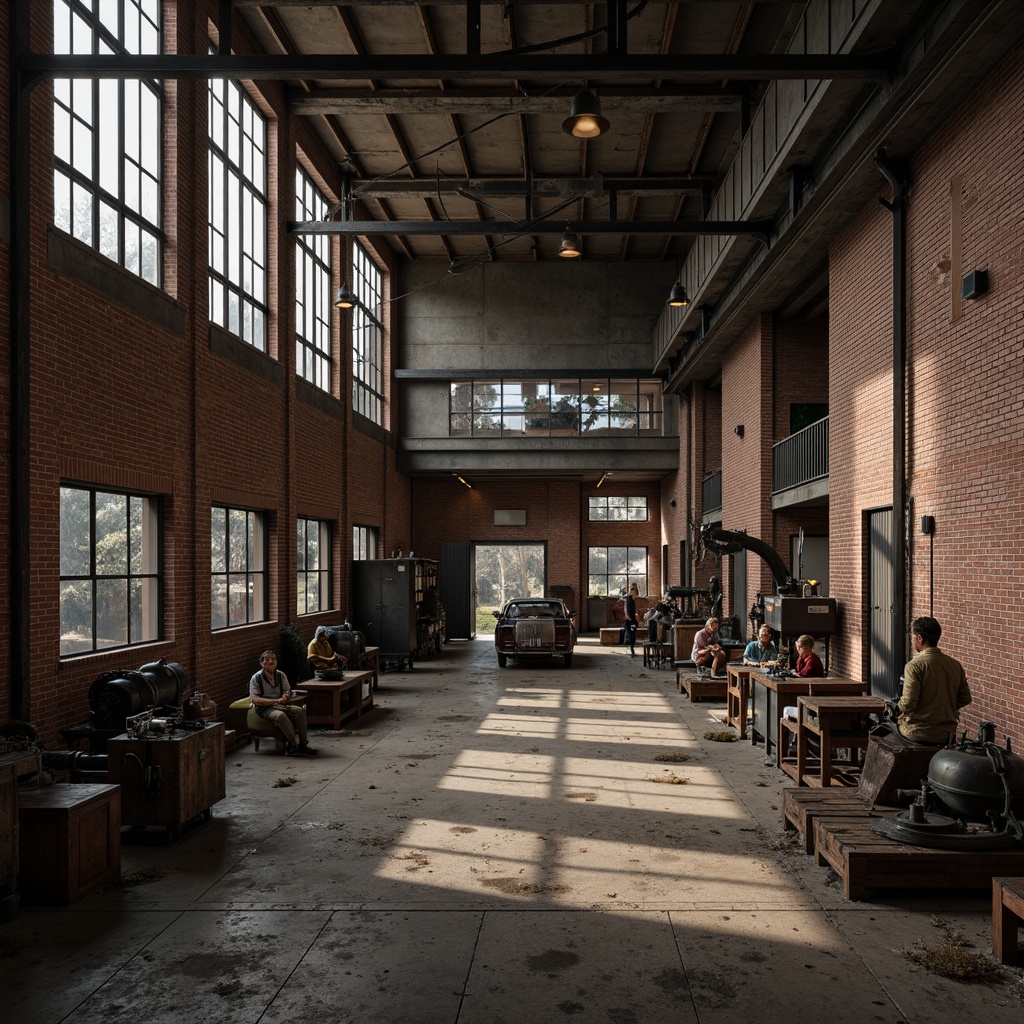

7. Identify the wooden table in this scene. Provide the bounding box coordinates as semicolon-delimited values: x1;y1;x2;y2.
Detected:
302;669;374;729
748;671;867;758
726;664;753;735
993;877;1024;965
790;695;887;787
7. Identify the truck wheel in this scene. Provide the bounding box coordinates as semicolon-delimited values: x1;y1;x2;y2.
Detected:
562;653;573;667
497;652;507;667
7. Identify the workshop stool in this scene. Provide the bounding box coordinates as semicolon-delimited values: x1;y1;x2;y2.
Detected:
228;697;287;753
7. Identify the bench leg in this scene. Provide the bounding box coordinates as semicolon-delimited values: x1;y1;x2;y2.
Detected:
992;879;1021;965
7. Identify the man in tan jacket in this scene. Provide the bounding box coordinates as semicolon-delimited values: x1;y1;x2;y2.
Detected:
897;616;971;744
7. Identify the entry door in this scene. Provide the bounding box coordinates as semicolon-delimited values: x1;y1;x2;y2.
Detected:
868;508;898;699
474;544;546;634
441;543;475;640
792;535;830;596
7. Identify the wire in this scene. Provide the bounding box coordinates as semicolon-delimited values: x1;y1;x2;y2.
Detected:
500;1;650;56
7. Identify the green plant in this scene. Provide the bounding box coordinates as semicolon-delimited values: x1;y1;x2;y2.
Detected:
279;624;308;684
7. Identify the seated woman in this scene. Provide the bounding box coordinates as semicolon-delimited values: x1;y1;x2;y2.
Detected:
794;634;824;677
307;625;347;680
691;616;728;677
743;625;779;666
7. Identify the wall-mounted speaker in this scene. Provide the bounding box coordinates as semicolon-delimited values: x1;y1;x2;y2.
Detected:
962;269;988;300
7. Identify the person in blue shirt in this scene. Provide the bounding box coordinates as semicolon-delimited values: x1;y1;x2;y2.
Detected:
743;625;779;666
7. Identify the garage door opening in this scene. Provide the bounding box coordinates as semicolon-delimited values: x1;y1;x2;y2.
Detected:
474;544;546;634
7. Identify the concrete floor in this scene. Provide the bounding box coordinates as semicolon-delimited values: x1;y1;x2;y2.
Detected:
3;638;1023;1024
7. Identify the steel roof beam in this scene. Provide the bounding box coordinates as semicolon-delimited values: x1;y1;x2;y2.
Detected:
348;175;714;198
290;218;771;239
23;53;892;83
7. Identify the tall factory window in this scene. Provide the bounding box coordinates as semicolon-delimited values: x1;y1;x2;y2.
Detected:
208;66;268;350
59;485;161;656
295;168;333;392
351;241;384;425
353;525;378;560
211;506;267;630
587;546;648;597
53;0;162;284
297;517;332;616
588;496;649;522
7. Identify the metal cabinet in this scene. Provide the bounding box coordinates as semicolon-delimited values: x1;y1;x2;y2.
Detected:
352;558;441;670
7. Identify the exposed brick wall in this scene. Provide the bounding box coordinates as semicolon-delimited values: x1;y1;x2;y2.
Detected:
410;479;663;631
829;41;1024;742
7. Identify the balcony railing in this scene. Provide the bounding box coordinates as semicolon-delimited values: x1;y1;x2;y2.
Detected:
702;468;722;514
773;416;828;492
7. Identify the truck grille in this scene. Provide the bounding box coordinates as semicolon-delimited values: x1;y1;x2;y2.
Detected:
515;619;555;648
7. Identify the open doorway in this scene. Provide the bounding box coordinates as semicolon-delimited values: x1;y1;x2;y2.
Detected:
474;544;546;634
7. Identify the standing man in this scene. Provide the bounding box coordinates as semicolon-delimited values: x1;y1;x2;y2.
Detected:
622;583;639;657
897;616;971;744
250;650;318;756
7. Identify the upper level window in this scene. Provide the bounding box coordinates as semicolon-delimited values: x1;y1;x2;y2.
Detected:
589;496;649;522
53;0;162;284
59;485;161;656
295;169;332;392
208;69;268;349
451;379;663;437
353;525;377;560
587;546;648;598
297;517;332;615
211;506;267;630
352;241;384;425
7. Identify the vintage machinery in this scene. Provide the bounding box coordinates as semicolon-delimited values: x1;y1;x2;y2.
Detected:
87;659;189;730
700;525;837;657
871;723;1024;850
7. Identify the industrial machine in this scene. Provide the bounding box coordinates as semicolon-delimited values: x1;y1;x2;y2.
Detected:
699;525;837;658
871;722;1024;850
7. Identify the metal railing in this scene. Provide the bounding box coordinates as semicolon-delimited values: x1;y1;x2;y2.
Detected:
702;468;722;513
772;416;828;492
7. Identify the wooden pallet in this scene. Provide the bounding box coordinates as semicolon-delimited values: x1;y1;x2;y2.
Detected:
782;787;882;854
813;814;1024;901
677;670;727;702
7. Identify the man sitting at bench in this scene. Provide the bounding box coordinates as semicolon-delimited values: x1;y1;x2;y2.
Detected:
307;625;346;680
250;649;318;757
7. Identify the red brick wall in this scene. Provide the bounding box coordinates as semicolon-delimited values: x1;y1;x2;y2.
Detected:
829;41;1024;741
410;479;663;630
0;2;405;743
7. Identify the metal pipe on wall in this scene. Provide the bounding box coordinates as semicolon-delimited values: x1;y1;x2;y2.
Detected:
875;148;909;693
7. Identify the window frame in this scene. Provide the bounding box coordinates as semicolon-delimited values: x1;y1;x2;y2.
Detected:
210;505;268;631
352;524;378;561
351;241;384;425
297;516;333;616
295;167;333;392
587;545;648;598
208;64;269;350
59;483;162;657
53;0;163;284
588;496;650;522
450;378;663;438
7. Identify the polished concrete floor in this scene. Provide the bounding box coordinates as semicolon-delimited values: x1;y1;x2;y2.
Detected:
3;637;1023;1024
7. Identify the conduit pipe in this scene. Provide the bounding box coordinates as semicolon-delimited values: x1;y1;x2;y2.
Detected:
875;148;908;689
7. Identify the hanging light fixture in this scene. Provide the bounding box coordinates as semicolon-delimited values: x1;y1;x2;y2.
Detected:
334;283;355;309
667;283;689;307
558;227;582;258
562;87;610;139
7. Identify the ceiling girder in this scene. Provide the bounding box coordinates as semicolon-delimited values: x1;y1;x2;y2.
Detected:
24;53;892;83
290;218;771;239
348;174;714;199
291;85;745;116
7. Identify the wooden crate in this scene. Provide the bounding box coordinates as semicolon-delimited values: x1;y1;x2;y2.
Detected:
813;814;1024;901
17;783;120;904
782;787;881;854
677;670;727;702
107;723;225;837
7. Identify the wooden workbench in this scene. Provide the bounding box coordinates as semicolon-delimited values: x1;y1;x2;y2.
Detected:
302;669;374;729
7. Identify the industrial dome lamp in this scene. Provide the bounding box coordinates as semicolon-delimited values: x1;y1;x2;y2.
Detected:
334;283;355;309
558;227;582;258
667;283;689;307
562;88;610;139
